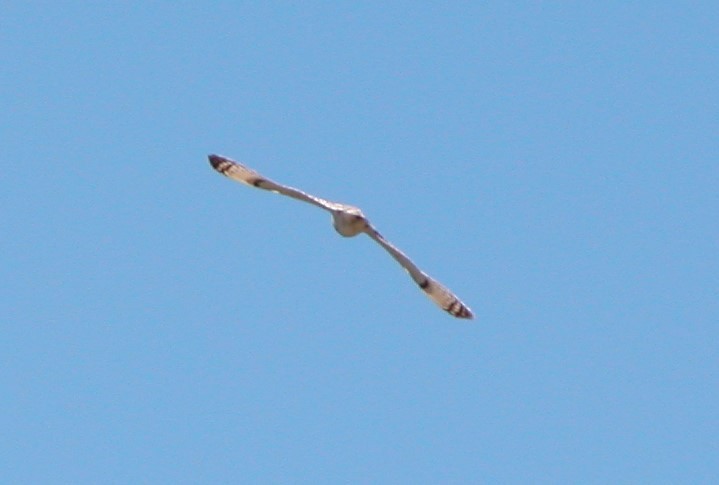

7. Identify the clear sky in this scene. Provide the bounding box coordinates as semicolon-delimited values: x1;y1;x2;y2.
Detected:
2;2;717;483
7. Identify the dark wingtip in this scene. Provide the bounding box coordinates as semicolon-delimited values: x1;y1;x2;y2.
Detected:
447;300;474;319
456;307;474;319
208;154;223;169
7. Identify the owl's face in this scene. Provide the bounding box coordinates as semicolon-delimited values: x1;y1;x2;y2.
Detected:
331;210;368;237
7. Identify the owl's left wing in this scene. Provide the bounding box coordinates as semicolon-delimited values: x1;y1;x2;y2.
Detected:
365;226;473;319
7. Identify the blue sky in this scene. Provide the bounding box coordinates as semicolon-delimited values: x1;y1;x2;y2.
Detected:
2;2;717;482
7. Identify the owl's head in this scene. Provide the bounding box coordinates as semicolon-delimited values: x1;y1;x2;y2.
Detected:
331;209;368;237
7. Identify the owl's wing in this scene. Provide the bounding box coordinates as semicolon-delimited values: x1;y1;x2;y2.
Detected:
209;154;346;212
365;226;473;319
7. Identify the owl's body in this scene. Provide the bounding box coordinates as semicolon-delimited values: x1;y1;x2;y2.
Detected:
331;208;368;237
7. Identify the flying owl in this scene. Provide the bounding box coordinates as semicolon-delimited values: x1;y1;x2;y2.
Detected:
209;154;473;319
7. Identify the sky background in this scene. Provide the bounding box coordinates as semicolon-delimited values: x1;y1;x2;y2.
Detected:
2;2;717;483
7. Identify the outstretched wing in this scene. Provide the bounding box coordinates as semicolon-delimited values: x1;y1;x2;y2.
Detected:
208;154;345;212
365;227;473;319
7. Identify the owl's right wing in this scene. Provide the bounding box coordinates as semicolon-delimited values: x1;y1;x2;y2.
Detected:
209;154;346;212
